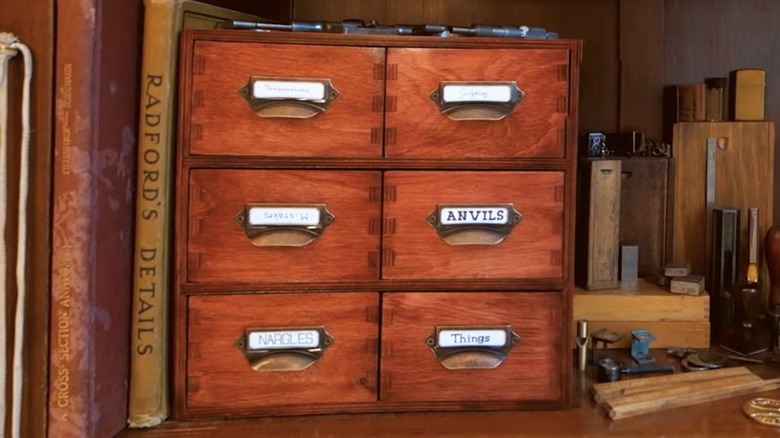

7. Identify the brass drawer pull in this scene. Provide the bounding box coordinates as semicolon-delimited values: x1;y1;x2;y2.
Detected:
235;326;334;372
235;203;335;247
427;203;522;245
425;326;520;370
239;76;340;118
429;81;524;121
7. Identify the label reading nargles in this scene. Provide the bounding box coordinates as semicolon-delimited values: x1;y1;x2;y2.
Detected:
440;206;509;225
247;329;321;351
437;329;508;348
252;80;326;101
247;207;321;227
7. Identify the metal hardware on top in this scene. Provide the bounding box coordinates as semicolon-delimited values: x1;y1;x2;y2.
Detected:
239;76;339;119
429;81;525;121
234;203;335;247
427;203;522;245
235;326;334;372
425;325;520;370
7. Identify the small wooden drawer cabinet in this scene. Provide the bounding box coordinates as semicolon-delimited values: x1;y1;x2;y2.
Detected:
175;29;581;420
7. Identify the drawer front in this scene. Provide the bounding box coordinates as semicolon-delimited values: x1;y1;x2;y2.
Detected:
187;293;379;414
382;171;565;280
186;169;381;283
187;41;384;158
385;48;569;158
380;292;563;402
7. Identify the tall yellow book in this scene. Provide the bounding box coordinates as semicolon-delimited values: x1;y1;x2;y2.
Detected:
129;0;260;428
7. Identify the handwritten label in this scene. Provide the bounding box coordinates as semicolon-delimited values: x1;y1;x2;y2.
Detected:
252;80;326;101
248;207;321;227
440;207;509;225
247;330;321;350
438;329;508;348
442;84;512;103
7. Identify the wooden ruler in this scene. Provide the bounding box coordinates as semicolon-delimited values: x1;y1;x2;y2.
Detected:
591;366;753;403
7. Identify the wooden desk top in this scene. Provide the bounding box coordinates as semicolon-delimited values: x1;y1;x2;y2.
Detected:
120;350;780;437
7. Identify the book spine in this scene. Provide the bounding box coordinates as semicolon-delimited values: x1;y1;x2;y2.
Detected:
48;0;97;434
128;0;182;427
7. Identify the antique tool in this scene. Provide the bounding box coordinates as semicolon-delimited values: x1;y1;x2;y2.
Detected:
766;225;780;354
666;346;698;358
591;329;620;364
576;319;589;371
744;397;780;427
705;137;718;281
685;352;726;369
595;357;674;383
631;329;656;364
711;207;739;340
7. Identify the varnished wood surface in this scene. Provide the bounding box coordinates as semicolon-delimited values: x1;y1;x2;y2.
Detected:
121;350;780;437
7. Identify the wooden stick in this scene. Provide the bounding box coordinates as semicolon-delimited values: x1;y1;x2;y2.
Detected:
607;377;780;419
607;374;761;407
598;372;762;403
591;366;753;402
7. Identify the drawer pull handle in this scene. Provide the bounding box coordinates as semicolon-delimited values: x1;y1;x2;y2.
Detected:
235;326;334;372
235;203;335;247
429;81;524;121
427;203;522;245
425;326;520;370
239;76;340;119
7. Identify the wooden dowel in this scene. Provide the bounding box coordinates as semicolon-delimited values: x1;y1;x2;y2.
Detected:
607;374;761;408
598;372;762;404
607;377;780;419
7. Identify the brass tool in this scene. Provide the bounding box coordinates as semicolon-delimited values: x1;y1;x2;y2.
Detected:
744;397;780;427
576;319;589;371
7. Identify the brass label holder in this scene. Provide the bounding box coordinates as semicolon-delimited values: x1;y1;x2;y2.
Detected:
239;76;340;119
427;203;522;245
235;326;334;372
429;81;524;121
425;325;520;370
235;203;335;247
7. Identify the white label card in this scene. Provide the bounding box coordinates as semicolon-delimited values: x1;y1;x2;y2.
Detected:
438;329;508;348
440;207;509;225
247;330;321;350
252;80;326;101
248;207;321;227
442;84;512;103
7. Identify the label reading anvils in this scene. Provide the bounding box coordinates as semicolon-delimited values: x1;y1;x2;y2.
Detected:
248;207;321;227
247;329;321;350
252;80;326;101
442;84;512;103
438;329;507;348
440;207;509;225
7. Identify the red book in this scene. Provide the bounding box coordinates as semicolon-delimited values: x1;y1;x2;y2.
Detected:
48;0;141;436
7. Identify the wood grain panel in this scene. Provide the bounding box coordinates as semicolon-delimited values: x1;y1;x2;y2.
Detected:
186;169;381;283
386;47;570;159
664;0;780;222
382;171;565;280
381;292;562;402
186;293;379;416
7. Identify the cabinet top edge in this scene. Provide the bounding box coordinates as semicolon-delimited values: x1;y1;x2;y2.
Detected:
182;28;583;51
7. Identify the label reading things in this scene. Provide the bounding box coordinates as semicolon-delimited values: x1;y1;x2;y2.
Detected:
252;80;326;101
247;329;321;350
440;207;509;225
438;329;508;348
248;207;321;227
442;84;512;103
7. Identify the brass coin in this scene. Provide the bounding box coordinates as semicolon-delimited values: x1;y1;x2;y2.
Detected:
743;397;780;427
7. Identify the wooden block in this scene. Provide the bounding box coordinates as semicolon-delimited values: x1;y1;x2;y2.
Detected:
731;69;766;121
676;84;706;122
671;122;774;298
669;275;705;296
576;159;621;290
664;261;691;277
572;320;710;349
573;279;710;322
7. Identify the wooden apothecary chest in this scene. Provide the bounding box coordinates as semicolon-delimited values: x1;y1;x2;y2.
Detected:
175;29;581;420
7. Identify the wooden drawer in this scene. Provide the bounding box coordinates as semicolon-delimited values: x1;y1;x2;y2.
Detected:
186;169;381;283
385;48;569;158
382;170;565;280
186;292;379;416
380;292;563;403
187;41;385;158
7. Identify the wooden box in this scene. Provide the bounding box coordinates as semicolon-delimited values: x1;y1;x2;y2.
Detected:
186;169;381;283
186;41;385;158
385;48;570;158
186;293;379;417
381;292;564;403
572;280;710;349
382;170;565;280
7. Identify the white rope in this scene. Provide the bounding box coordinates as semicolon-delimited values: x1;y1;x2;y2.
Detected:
0;32;33;438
